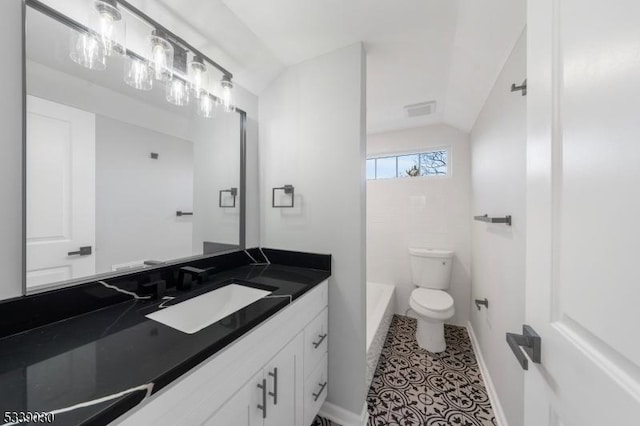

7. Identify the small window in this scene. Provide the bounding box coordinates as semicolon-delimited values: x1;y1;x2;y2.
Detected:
375;157;396;179
397;154;420;177
367;149;449;180
420;150;448;176
366;159;376;180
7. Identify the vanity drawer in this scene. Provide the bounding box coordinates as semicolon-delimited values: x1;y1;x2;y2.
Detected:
304;353;328;426
304;307;328;378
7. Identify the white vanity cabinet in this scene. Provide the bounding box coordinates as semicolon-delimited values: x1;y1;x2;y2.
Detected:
204;333;303;426
114;280;328;426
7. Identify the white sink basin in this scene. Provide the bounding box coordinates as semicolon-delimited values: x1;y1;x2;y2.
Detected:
146;283;271;334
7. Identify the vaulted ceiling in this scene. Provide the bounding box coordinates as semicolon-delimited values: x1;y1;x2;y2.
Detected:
126;0;525;133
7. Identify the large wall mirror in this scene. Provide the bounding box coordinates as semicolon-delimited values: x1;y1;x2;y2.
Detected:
24;0;246;293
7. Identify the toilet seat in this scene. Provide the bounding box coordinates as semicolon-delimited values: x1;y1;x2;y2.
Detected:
410;288;455;319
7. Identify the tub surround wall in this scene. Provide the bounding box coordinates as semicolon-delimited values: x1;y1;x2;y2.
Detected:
259;43;368;421
469;31;527;426
367;124;472;326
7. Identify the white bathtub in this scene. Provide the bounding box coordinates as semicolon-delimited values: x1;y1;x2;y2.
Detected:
366;281;396;389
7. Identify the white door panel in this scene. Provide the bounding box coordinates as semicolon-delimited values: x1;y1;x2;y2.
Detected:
525;0;640;425
26;95;95;290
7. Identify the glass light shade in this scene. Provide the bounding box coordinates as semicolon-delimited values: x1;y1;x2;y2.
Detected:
166;78;190;106
70;29;106;70
189;57;207;98
220;77;234;112
149;33;173;82
92;0;126;56
197;94;216;118
124;56;153;90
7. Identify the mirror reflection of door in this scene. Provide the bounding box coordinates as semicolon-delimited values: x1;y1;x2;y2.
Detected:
26;95;96;289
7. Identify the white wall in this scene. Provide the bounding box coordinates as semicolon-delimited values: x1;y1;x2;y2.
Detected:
367;124;471;326
470;31;526;426
96;116;194;272
0;0;24;300
192;111;241;251
259;43;367;418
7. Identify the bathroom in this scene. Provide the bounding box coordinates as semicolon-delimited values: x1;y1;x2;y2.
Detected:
0;0;638;425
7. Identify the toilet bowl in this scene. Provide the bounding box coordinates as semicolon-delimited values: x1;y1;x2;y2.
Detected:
409;288;455;352
408;248;455;353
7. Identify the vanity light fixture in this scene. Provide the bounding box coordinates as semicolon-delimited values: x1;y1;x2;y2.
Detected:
198;93;217;118
29;0;238;115
166;45;190;106
220;75;235;112
189;55;207;99
69;29;106;70
93;0;126;56
150;29;173;82
124;55;153;90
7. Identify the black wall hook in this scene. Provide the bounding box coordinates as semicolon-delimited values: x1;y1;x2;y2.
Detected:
511;79;527;96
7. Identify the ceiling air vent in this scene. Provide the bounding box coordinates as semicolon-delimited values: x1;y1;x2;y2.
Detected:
404;101;436;118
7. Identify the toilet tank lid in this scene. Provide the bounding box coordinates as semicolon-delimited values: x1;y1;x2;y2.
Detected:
409;248;454;259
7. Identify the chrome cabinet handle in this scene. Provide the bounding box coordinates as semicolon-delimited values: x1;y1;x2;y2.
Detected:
312;381;327;401
257;378;267;418
268;367;278;405
312;333;327;349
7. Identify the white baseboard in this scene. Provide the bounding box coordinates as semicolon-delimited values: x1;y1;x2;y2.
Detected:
466;321;508;426
318;400;369;426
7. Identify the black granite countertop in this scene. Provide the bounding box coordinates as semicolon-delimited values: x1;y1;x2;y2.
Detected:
0;249;330;425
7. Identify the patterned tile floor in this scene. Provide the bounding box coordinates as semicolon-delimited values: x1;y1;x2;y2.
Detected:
312;315;495;426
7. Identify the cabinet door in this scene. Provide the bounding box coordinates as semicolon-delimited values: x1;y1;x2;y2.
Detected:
263;333;303;426
204;371;262;426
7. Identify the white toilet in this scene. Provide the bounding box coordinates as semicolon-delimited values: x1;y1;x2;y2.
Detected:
408;247;455;352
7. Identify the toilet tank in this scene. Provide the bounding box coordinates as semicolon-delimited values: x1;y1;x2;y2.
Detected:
409;248;454;289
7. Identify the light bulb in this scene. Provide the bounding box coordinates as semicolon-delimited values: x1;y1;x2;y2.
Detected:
220;76;234;112
189;56;207;98
124;56;152;90
70;29;106;70
93;0;125;56
198;94;216;118
166;78;190;106
149;31;173;82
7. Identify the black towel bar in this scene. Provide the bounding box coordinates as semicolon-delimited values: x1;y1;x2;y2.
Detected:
474;214;511;226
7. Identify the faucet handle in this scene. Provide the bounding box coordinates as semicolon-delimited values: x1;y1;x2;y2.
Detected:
177;266;216;290
137;279;166;299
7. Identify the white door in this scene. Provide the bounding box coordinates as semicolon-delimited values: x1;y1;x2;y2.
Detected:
26;95;95;290
525;1;640;425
